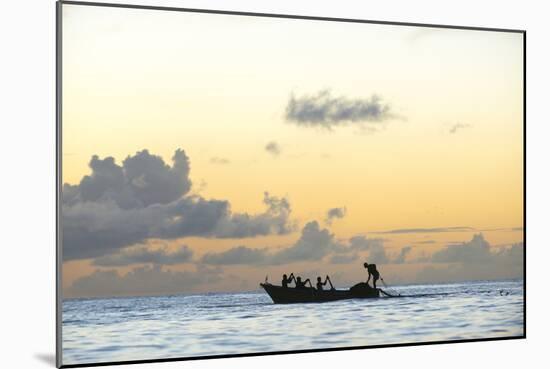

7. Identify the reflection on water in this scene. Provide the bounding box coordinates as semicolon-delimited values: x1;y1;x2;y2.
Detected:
62;279;524;365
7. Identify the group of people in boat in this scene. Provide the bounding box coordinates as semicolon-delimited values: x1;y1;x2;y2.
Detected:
281;273;334;291
281;262;381;291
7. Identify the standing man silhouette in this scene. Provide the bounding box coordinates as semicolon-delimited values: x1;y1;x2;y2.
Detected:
363;262;380;289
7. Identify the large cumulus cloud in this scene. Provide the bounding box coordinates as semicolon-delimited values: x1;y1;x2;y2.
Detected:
62;149;294;261
63;149;191;209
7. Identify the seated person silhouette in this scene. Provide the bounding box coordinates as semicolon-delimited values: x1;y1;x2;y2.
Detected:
316;276;327;291
281;273;295;288
363;262;380;289
295;276;310;289
316;276;333;291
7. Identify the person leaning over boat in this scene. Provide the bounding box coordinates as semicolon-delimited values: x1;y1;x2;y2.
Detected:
363;262;380;289
281;273;295;288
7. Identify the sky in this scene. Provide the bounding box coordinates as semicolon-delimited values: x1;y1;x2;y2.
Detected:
61;4;524;298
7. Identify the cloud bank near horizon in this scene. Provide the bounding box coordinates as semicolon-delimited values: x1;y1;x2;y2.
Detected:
61;150;523;298
66;264;223;298
92;244;193;267
416;234;524;282
201;221;386;266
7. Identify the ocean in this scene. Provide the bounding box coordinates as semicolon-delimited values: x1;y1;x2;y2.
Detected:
62;279;524;365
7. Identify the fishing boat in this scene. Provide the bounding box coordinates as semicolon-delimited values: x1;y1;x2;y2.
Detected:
260;282;380;304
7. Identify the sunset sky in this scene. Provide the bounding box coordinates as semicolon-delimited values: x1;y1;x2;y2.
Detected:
61;4;524;298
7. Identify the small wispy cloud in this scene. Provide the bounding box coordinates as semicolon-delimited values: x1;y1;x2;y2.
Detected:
265;141;281;157
407;28;439;43
414;240;437;244
479;226;524;232
449;123;471;134
325;207;347;225
210;157;230;165
373;226;476;234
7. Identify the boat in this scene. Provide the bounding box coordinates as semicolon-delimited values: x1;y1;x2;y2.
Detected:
260;282;380;304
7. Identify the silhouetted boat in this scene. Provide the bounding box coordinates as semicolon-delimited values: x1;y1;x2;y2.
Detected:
260;282;380;304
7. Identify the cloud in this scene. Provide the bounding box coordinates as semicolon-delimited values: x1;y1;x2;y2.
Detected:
373;226;475;234
342;236;408;265
201;223;386;266
66;264;223;298
62;150;294;261
63;149;191;209
271;221;341;264
265;141;281;156
414;240;437;244
329;235;386;264
416;234;524;283
329;253;358;264
325;207;347;225
201;245;267;265
449;123;471;134
201;221;341;265
93;244;193;267
348;235;385;252
364;243;389;264
210;157;230;165
393;246;412;264
63;192;293;260
285;89;393;131
431;233;498;264
480;226;524;232
407;28;438;43
212;192;294;238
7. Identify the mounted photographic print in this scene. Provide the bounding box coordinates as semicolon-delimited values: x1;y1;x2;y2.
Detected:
57;1;525;367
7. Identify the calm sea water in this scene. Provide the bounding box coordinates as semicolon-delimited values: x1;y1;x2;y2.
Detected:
62;279;524;365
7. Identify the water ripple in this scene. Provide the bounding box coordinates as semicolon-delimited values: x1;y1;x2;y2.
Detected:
63;279;524;365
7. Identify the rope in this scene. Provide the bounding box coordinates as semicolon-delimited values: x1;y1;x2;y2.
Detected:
380;277;401;297
380;289;400;297
381;291;455;298
379;276;458;298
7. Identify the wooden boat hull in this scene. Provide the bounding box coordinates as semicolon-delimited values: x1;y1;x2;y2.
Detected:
260;282;379;304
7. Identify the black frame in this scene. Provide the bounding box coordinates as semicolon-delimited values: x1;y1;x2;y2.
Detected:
56;1;526;368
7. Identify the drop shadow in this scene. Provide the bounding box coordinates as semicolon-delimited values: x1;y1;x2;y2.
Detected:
34;353;56;367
